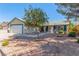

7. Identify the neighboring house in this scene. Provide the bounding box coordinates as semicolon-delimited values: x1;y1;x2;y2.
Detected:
0;24;2;29
0;22;9;33
8;17;69;34
1;22;8;30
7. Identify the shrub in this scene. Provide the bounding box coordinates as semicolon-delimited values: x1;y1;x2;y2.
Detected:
2;39;9;46
57;30;64;37
68;31;76;37
58;30;64;34
77;39;79;43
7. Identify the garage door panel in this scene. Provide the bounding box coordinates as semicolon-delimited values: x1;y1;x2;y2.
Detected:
11;25;23;34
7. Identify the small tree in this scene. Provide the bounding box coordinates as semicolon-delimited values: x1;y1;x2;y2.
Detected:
23;6;48;39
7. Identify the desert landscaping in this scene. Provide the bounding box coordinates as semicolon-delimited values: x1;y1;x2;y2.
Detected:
0;33;79;56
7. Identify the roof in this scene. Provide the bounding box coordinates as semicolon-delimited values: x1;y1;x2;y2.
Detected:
8;17;24;25
43;21;69;26
1;22;8;26
53;21;69;25
8;18;69;26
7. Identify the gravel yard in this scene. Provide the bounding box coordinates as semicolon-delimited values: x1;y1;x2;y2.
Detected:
0;34;79;56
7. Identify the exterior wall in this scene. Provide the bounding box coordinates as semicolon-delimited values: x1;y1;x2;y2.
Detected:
40;25;54;33
50;26;54;33
48;26;53;33
24;24;69;34
52;25;68;34
23;26;39;33
40;25;68;34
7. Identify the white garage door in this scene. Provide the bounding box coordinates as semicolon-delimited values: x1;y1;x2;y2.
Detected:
11;25;23;34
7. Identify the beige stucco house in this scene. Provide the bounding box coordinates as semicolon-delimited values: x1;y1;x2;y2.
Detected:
8;17;69;34
8;17;40;34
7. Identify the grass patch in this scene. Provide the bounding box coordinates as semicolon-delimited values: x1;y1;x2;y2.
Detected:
2;39;9;46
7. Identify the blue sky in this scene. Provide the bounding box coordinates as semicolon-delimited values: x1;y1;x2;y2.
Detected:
0;3;65;22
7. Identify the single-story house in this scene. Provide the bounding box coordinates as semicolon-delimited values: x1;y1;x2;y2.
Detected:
8;17;69;34
8;17;39;34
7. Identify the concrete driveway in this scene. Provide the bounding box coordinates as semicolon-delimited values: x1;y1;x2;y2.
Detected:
0;33;15;41
0;32;50;41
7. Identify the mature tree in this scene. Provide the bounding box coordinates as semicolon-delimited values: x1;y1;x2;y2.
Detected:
56;3;79;32
23;6;48;39
56;3;79;22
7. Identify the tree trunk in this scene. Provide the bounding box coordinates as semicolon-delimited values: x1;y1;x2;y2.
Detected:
67;16;71;32
67;16;70;22
75;8;77;25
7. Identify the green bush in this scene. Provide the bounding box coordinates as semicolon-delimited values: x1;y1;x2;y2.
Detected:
58;30;64;34
68;31;76;37
77;39;79;43
2;40;9;46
